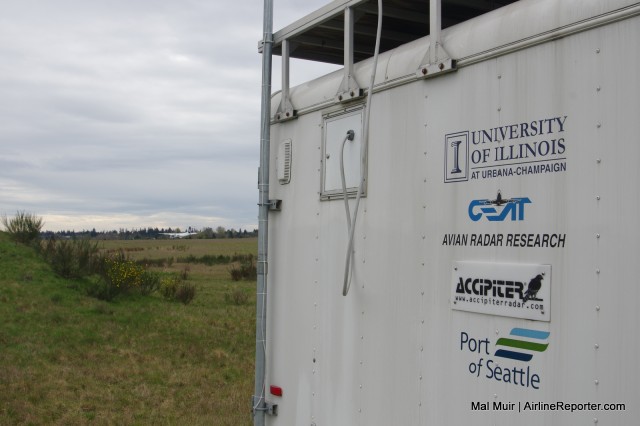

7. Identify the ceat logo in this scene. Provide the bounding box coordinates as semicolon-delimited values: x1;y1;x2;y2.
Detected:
469;191;531;222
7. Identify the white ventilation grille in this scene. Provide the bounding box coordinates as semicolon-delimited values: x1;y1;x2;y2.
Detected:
277;139;292;184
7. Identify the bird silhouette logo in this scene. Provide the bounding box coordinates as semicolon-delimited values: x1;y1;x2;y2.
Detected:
523;273;544;302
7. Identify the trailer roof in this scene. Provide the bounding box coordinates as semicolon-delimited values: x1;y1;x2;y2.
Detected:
268;0;519;64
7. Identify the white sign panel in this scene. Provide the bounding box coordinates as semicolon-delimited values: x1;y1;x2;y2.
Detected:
451;261;551;321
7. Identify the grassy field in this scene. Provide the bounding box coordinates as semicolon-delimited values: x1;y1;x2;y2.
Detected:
0;233;257;425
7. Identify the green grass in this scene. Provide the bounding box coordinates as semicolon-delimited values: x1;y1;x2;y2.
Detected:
0;233;257;425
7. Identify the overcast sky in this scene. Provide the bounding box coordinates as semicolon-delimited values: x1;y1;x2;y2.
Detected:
0;0;339;232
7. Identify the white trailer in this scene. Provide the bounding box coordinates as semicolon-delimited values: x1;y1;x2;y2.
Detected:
254;0;640;424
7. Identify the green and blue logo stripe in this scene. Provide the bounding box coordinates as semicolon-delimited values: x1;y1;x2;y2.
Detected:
494;328;550;362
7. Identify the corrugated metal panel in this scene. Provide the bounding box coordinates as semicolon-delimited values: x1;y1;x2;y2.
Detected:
265;1;640;425
271;0;640;116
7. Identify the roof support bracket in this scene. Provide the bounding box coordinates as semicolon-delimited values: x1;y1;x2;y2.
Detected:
417;0;457;79
336;6;364;103
274;39;298;122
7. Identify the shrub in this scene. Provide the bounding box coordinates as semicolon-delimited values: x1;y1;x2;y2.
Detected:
228;265;242;281
135;257;170;268
228;258;257;281
41;237;100;279
179;266;190;280
86;277;120;301
160;275;196;305
175;282;196;305
176;254;231;266
103;255;145;290
1;211;44;245
224;289;249;306
85;251;161;301
160;275;180;299
137;270;161;296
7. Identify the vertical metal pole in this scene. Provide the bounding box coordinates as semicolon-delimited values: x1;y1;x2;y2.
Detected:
254;0;272;425
281;39;290;107
344;7;354;86
429;0;442;64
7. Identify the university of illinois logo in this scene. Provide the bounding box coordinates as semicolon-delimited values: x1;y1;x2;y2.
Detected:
444;131;469;182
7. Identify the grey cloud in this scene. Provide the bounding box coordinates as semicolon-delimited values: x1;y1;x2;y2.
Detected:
0;0;329;231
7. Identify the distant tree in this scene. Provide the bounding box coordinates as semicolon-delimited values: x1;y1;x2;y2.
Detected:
201;227;214;239
216;226;227;239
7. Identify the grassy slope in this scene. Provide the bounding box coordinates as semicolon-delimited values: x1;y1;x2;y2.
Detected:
0;233;256;425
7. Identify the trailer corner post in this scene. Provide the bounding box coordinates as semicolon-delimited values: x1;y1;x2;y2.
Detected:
254;0;273;425
417;0;456;78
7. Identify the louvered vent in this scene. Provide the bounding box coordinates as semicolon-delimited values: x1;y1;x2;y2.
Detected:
277;139;292;184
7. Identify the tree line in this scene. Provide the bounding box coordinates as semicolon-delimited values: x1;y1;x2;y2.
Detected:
40;226;258;240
